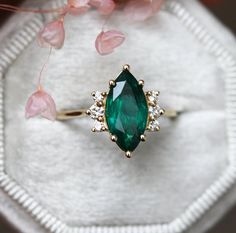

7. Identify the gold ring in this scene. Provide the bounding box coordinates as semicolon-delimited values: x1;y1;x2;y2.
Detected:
57;65;179;158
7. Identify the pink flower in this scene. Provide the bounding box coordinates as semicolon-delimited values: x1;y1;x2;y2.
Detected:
38;18;65;49
124;0;164;21
90;0;116;15
95;30;125;55
25;89;57;121
67;0;90;15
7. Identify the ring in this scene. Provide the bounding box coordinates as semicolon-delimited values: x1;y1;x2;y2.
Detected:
57;65;178;158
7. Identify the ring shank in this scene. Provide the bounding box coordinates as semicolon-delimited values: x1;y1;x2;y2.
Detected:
56;109;179;121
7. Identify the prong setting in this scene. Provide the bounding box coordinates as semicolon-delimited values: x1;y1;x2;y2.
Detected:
109;80;116;87
149;101;157;107
140;134;146;142
91;91;96;97
123;64;130;71
125;151;132;158
156;125;160;131
97;101;103;107
86;109;91;116
149;115;156;121
138;80;144;87
97;116;104;122
91;127;96;132
101;126;107;132
110;135;117;142
159;109;165;116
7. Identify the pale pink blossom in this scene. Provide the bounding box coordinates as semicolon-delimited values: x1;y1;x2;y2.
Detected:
38;18;65;49
90;0;116;15
25;89;57;121
95;30;125;55
124;0;164;21
67;0;90;15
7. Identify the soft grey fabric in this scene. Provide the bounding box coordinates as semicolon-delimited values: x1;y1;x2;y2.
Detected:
0;0;235;232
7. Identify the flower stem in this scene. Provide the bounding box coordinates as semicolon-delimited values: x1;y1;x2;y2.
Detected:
0;4;65;14
101;14;112;31
38;47;53;90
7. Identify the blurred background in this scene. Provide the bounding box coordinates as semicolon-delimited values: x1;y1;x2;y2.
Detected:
0;0;235;232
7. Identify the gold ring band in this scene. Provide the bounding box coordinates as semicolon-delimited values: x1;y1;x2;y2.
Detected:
56;109;179;121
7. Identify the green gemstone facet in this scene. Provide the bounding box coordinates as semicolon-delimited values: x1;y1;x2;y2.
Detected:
105;69;148;152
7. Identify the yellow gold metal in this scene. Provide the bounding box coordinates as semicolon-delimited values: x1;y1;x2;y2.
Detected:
140;134;146;142
125;151;132;158
146;91;160;96
123;64;130;70
110;135;117;142
149;115;156;121
91;91;96;97
97;101;103;107
91;127;96;132
164;109;179;118
109;80;116;87
57;109;179;121
138;80;144;87
56;109;88;121
149;102;156;107
101;126;107;132
156;125;160;131
86;109;91;116
159;109;165;116
98;116;104;122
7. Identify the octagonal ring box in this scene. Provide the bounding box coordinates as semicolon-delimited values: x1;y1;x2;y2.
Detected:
0;0;236;233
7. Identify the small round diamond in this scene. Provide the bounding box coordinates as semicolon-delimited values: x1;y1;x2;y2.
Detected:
89;105;104;119
149;106;161;118
93;91;104;102
148;120;160;131
148;95;157;103
147;92;158;103
94;120;105;132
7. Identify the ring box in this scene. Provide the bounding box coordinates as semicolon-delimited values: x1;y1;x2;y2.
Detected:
0;0;236;233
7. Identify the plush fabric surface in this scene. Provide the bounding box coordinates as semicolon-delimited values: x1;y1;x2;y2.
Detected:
0;0;236;232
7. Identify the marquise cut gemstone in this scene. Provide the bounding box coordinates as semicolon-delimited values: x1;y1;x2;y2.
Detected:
105;69;148;152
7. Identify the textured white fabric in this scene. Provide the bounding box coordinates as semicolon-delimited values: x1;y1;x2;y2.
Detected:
0;0;235;233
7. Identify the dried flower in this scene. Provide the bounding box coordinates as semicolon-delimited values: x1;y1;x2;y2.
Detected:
95;30;125;55
25;88;57;121
38;18;65;49
90;0;116;15
124;0;164;21
67;0;91;15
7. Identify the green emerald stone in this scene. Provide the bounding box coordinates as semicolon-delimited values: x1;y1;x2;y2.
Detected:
105;69;148;152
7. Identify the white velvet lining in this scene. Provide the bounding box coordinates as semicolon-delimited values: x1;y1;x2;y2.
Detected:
0;0;236;233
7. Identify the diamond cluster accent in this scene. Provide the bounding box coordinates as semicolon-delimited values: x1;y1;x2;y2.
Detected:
88;91;107;132
146;91;163;132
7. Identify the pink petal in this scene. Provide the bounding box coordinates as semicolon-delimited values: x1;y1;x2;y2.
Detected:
124;0;164;21
90;0;115;15
38;18;65;49
95;30;125;55
67;0;90;15
151;0;165;12
25;89;57;121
